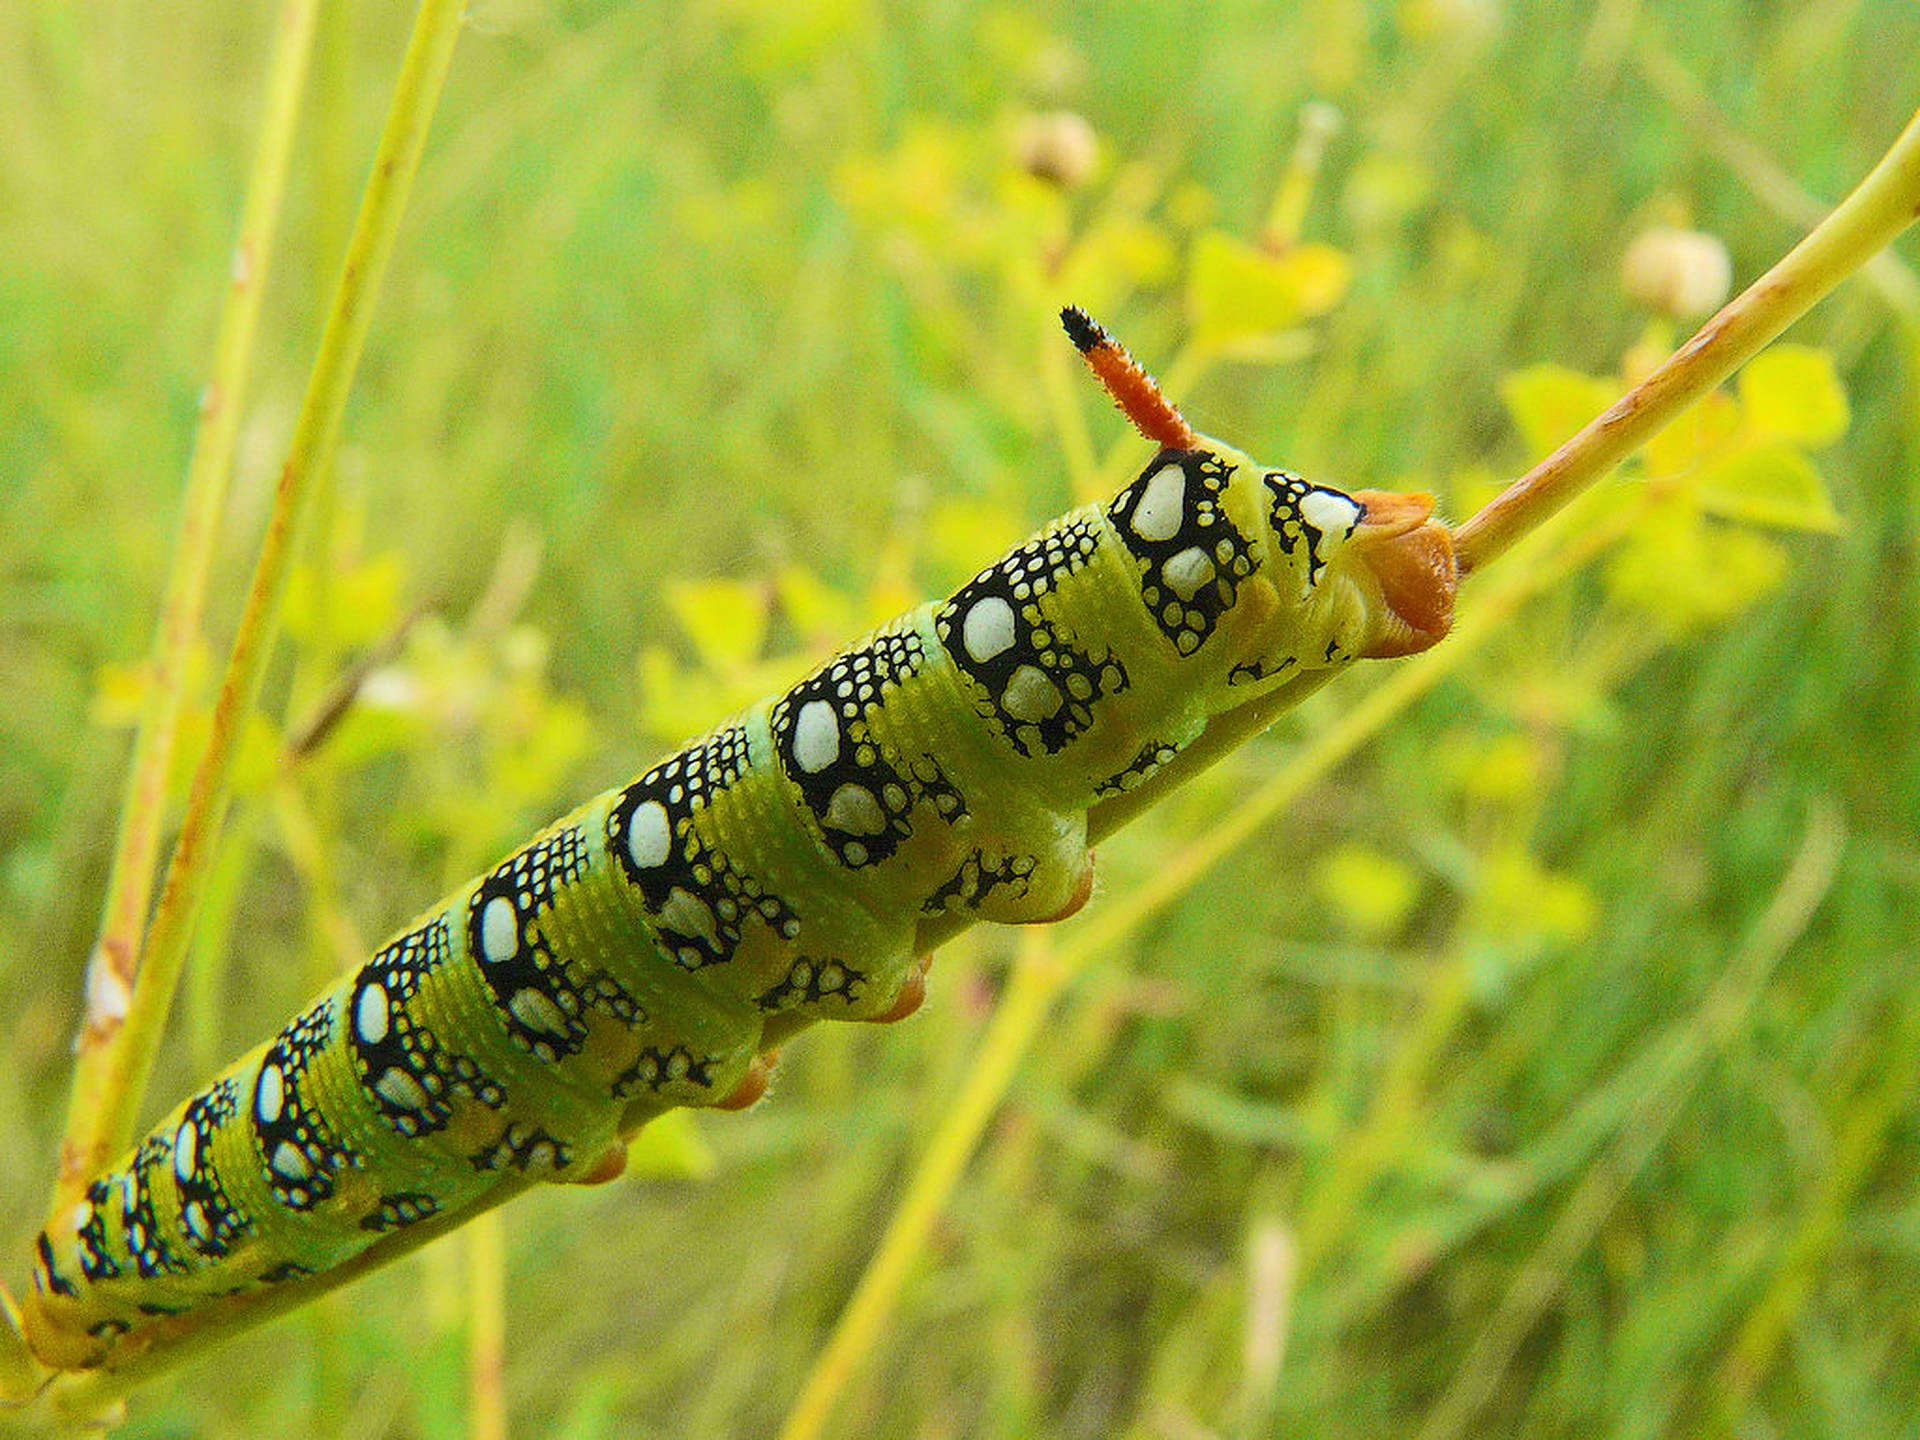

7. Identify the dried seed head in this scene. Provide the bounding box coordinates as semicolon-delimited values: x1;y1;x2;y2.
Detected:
1015;110;1099;190
1621;227;1733;318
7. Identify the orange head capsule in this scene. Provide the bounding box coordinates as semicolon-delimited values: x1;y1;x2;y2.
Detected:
1348;490;1456;657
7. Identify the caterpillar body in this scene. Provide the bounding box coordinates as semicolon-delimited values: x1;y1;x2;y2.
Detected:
23;310;1456;1370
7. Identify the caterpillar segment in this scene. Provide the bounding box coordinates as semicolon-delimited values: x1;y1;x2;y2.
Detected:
23;310;1456;1370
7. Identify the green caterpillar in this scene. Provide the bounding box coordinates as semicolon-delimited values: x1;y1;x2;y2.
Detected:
23;309;1456;1370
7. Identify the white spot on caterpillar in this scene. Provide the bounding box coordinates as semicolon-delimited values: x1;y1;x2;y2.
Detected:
825;783;887;836
71;1200;92;1232
793;700;840;773
355;981;390;1045
271;1141;311;1182
1162;545;1215;602
661;887;718;943
172;1121;198;1182
627;799;672;869
1002;665;1063;722
1300;489;1362;551
962;596;1016;662
1132;465;1187;542
256;1063;285;1125
184;1202;209;1241
509;987;570;1036
376;1068;432;1112
481;896;518;963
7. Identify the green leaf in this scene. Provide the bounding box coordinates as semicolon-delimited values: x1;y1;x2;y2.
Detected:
1604;501;1790;637
1186;229;1351;346
775;564;855;646
1314;842;1421;940
625;1109;718;1180
1738;344;1850;447
1695;440;1843;534
1644;389;1740;481
1499;364;1617;462
666;578;770;673
1463;848;1599;1002
283;551;406;650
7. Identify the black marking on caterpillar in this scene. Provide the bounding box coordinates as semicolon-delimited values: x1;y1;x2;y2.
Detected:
771;621;963;869
610;1044;717;1099
1109;449;1257;656
608;725;801;969
23;311;1456;1372
467;1123;572;1175
72;1180;121;1283
350;917;508;1139
934;516;1128;757
755;956;867;1013
37;1233;78;1299
360;1192;440;1233
921;851;1040;916
253;1002;358;1212
1093;740;1183;799
123;1136;192;1279
470;825;646;1064
1228;653;1298;687
1265;471;1363;588
173;1079;251;1258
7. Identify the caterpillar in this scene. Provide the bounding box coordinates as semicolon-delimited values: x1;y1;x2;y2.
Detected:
22;308;1456;1371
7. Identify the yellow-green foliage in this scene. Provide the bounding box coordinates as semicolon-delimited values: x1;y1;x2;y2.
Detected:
3;2;1918;1436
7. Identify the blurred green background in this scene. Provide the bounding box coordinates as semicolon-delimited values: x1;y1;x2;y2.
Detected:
4;1;1919;1436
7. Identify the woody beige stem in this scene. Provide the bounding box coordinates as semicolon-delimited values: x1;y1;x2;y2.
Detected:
27;0;468;1385
51;0;325;1221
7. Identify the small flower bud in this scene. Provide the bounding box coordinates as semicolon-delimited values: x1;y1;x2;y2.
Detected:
1014;110;1099;190
1620;227;1733;318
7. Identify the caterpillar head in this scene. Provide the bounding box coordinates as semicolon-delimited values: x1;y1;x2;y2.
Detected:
1260;472;1456;659
1060;304;1454;664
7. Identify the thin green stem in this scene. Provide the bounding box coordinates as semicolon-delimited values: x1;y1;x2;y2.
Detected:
1416;802;1845;1440
773;487;1644;1440
1453;103;1920;574
29;0;467;1383
467;1213;509;1440
30;49;1920;1428
1075;100;1920;838
51;0;324;1218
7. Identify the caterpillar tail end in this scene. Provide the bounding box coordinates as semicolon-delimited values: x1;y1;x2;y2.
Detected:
1350;490;1457;659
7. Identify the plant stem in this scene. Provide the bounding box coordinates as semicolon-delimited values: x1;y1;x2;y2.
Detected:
1416;802;1845;1440
1072;100;1920;841
774;484;1643;1440
50;0;323;1219
31;0;466;1374
1452;103;1920;574
31;60;1920;1427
